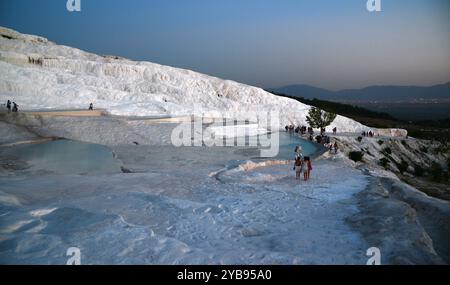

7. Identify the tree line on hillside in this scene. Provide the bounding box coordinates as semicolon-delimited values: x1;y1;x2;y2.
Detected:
267;90;395;120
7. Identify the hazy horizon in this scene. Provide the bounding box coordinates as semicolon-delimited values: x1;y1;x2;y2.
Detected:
0;0;449;90
271;81;450;92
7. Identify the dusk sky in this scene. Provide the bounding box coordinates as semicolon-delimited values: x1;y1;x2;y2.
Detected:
0;0;449;90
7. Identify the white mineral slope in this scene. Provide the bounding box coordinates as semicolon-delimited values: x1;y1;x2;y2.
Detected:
0;27;366;132
0;121;38;145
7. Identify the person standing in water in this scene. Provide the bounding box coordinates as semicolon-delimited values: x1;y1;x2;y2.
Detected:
12;102;18;113
303;156;312;181
294;157;302;180
89;103;93;110
6;100;11;113
294;145;303;160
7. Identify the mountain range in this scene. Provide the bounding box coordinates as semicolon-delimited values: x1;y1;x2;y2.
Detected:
270;82;450;102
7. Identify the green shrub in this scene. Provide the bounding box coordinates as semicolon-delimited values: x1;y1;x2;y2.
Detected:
420;146;428;153
377;140;384;146
349;151;364;162
429;162;443;182
433;145;449;155
357;136;363;142
383;147;392;155
379;158;390;169
414;165;424;177
401;140;408;147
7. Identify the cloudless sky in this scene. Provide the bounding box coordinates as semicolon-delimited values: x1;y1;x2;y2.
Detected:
0;0;449;90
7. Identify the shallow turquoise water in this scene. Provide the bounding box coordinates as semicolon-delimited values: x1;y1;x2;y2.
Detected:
12;139;122;175
245;131;322;160
3;132;321;175
272;131;322;159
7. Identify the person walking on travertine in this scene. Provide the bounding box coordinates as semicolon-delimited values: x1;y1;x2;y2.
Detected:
303;156;312;181
12;102;18;113
6;100;11;113
89;103;93;110
294;145;303;160
333;142;339;154
294;157;302;180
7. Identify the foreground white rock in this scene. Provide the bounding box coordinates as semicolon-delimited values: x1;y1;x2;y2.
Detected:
1;137;447;264
0;138;369;264
0;26;367;132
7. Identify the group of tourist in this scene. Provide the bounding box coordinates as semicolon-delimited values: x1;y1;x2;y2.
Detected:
293;146;313;181
287;124;343;182
362;130;375;137
3;100;19;113
285;125;338;136
317;135;340;154
328;141;339;154
285;125;316;136
286;124;340;153
3;101;94;113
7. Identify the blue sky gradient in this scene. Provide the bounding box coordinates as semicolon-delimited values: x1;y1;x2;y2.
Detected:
0;0;449;89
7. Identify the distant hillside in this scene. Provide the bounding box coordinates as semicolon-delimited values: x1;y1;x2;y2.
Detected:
268;90;450;140
267;90;396;121
270;82;450;102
